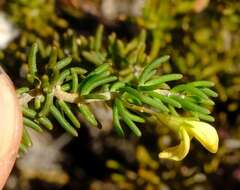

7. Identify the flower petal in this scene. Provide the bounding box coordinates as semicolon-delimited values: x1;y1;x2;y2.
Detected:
159;127;190;161
184;120;218;153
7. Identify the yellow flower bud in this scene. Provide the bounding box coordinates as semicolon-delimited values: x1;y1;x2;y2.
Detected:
158;114;219;161
159;127;190;161
184;120;218;153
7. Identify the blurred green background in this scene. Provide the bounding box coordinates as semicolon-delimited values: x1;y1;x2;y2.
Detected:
0;0;240;189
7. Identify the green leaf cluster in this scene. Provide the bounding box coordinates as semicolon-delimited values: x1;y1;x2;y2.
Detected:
18;26;217;151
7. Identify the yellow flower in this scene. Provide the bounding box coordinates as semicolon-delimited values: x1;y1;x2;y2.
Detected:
158;115;219;161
